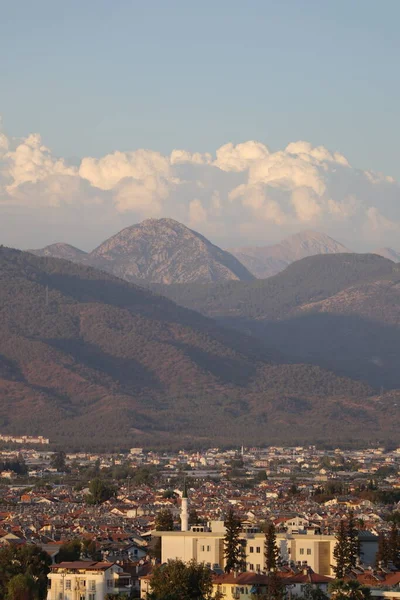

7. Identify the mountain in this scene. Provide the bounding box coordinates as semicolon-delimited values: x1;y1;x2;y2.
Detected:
29;243;87;263
374;247;400;262
157;253;400;389
86;218;255;284
1;247;395;449
229;231;350;278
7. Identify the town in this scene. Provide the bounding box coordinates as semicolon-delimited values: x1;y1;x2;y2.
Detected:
0;441;400;599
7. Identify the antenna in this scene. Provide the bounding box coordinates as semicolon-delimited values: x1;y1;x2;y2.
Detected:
45;285;49;307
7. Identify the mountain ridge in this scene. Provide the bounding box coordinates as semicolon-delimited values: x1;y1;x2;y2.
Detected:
1;247;396;449
29;243;87;263
229;230;350;278
156;253;400;389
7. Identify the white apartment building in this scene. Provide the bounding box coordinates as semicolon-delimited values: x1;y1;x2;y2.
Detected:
155;521;378;577
47;561;131;600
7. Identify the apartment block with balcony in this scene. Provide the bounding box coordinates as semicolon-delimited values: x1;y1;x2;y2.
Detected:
47;561;131;600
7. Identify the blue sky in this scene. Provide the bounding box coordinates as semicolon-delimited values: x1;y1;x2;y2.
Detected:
1;0;400;251
1;0;399;176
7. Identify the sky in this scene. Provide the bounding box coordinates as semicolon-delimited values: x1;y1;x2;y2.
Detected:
0;0;400;251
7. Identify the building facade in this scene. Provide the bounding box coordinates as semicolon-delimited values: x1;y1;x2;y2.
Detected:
47;561;131;600
155;521;378;577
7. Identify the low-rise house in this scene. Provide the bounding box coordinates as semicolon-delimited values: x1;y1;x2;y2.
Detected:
47;561;131;600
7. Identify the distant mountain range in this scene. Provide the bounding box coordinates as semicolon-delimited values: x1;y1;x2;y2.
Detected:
374;247;400;263
228;231;350;278
30;219;254;284
30;221;400;284
2;247;397;449
158;253;400;390
30;243;88;263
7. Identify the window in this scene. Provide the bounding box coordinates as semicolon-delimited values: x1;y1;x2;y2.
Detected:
300;548;304;555
107;579;113;588
89;595;95;600
249;563;254;571
256;564;260;571
307;549;311;555
65;580;71;590
201;545;205;551
207;545;210;552
256;547;261;553
89;580;96;591
249;546;254;553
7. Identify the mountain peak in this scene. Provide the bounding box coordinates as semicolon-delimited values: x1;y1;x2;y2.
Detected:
373;247;400;263
28;243;87;263
229;230;349;278
88;218;254;284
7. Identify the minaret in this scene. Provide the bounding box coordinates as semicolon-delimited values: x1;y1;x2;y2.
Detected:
181;479;189;532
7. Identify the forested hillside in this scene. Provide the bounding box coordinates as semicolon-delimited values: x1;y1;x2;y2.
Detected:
0;248;397;449
156;254;400;388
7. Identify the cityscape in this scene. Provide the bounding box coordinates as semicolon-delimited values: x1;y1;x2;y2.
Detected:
1;1;400;599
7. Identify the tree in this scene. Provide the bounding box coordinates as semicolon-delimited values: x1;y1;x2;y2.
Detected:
50;451;66;472
0;545;51;600
189;508;201;526
155;508;174;531
263;571;285;600
264;522;279;571
376;533;389;567
347;511;360;568
148;559;213;600
333;521;349;579
85;478;115;505
81;539;101;561
388;522;400;568
223;508;244;573
6;574;36;600
57;539;81;562
329;579;371;600
297;584;328;600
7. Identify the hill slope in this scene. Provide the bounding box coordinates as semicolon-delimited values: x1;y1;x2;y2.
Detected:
0;248;395;448
86;218;255;284
374;248;400;262
229;231;350;277
29;243;87;263
157;253;400;388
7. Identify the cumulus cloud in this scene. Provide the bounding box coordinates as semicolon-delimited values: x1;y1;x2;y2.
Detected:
5;134;75;192
1;120;400;251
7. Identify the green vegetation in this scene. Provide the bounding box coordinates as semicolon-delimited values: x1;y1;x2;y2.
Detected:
158;253;400;389
85;478;116;505
0;545;51;600
332;514;360;578
264;522;279;571
155;508;174;531
147;559;213;600
329;579;371;600
223;508;245;573
0;247;399;450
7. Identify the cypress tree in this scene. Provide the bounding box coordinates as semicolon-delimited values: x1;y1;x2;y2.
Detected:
388;522;400;568
376;534;389;568
347;511;360;568
223;508;244;573
264;522;280;571
333;520;349;579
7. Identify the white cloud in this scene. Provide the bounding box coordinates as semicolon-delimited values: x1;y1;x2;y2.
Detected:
214;141;270;172
5;134;75;192
79;149;173;190
1;120;400;251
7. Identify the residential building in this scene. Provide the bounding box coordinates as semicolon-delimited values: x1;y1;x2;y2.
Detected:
47;561;131;600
